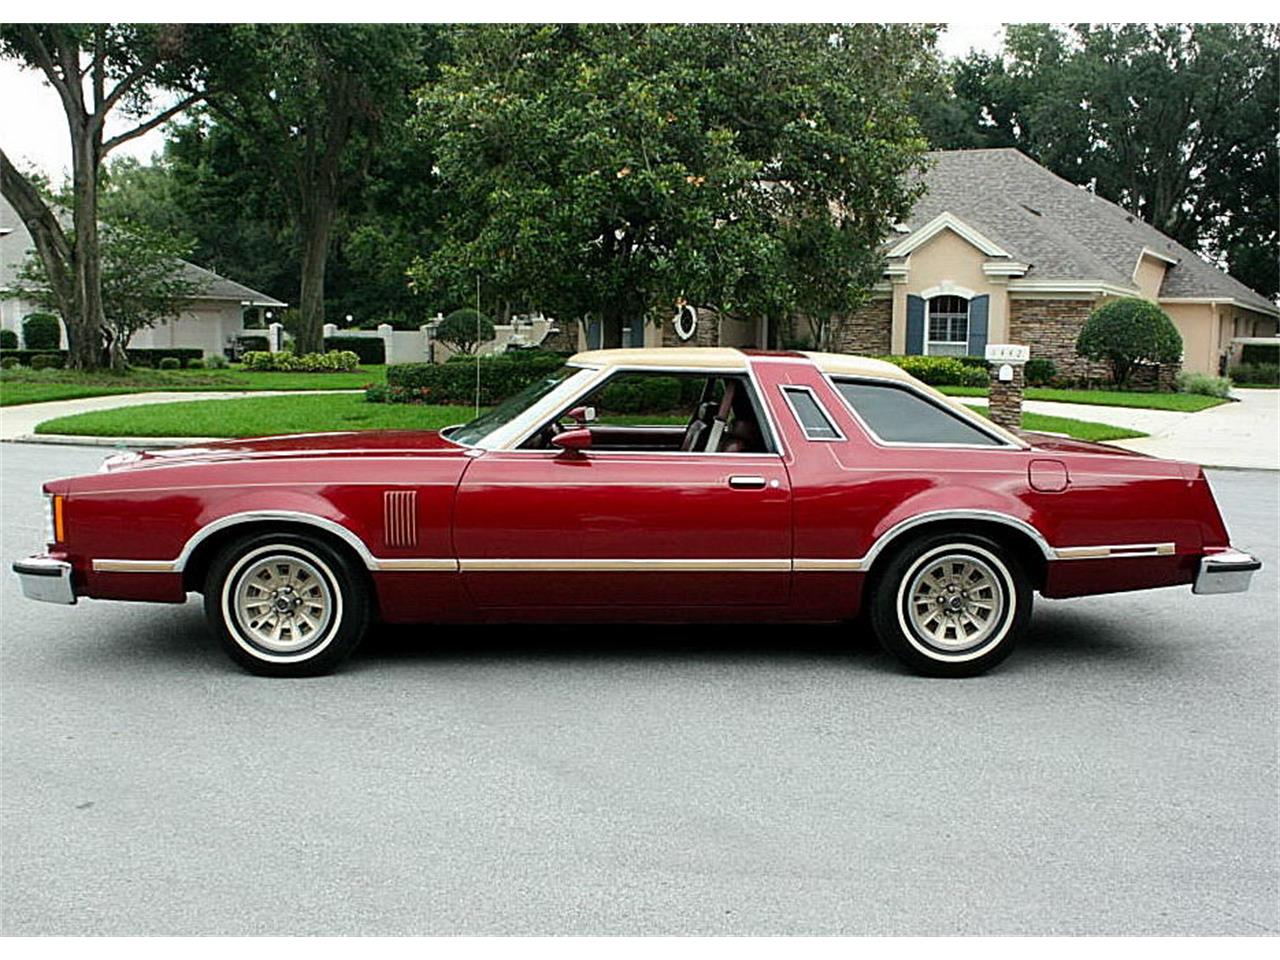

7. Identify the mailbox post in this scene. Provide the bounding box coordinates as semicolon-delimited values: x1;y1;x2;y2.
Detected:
984;344;1030;432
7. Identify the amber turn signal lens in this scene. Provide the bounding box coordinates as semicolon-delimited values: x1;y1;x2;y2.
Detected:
53;495;65;543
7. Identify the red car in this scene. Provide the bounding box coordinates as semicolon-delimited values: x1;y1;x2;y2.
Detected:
13;348;1260;678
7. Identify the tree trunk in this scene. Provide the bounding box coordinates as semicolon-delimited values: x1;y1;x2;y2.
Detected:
296;202;335;354
68;133;107;370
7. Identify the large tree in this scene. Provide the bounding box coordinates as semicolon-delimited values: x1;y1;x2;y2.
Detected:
412;24;937;349
0;24;204;368
188;24;430;352
919;23;1280;300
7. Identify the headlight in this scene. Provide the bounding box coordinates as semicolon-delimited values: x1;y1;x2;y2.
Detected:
43;493;64;545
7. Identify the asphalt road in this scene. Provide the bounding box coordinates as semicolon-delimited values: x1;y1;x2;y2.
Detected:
1;443;1276;935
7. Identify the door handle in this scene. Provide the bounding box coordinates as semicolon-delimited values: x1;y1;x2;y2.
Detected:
727;475;767;490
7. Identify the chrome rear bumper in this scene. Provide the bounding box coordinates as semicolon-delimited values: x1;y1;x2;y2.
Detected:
12;556;77;605
1193;549;1261;595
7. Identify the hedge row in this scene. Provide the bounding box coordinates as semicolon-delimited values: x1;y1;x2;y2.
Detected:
323;336;385;365
878;355;989;387
0;349;68;367
242;350;362;372
377;353;566;405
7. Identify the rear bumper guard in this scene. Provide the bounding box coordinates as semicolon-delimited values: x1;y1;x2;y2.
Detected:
1193;549;1261;595
12;556;77;605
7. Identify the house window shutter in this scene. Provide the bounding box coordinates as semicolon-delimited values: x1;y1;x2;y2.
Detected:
906;295;925;355
967;295;989;357
587;319;602;349
629;319;645;347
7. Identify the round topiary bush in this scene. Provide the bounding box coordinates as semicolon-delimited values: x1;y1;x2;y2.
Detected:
158;357;182;370
22;313;61;351
185;358;205;369
1;356;19;369
436;308;496;355
1076;298;1182;387
0;329;18;350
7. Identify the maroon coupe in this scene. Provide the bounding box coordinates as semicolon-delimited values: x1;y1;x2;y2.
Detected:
13;348;1260;677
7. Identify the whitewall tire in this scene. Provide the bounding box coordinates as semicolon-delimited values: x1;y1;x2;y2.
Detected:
204;532;370;677
869;533;1031;677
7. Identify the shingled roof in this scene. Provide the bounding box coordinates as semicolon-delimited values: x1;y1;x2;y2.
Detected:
892;149;1276;316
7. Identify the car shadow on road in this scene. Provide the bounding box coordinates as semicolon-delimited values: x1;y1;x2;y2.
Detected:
52;595;1171;679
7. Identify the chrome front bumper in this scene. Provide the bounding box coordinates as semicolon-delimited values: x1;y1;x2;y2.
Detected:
1193;549;1262;595
12;556;77;605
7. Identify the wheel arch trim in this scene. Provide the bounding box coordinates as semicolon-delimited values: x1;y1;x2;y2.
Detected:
861;509;1056;570
92;510;460;575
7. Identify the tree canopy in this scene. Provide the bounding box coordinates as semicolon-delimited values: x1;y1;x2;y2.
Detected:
918;23;1280;301
411;24;938;349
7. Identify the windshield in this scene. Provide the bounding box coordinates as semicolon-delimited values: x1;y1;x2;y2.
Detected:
445;364;580;446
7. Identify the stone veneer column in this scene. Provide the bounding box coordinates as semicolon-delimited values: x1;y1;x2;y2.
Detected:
987;362;1025;433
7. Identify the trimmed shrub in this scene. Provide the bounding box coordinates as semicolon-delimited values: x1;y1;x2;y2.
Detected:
324;336;385;365
1176;371;1233;398
379;353;564;405
1;357;19;369
435;308;496;355
184;358;205;369
0;329;17;350
158;357;182;370
600;376;682;413
879;355;988;387
1229;362;1279;386
1024;358;1057;386
31;353;66;370
242;350;361;373
1076;298;1182;387
22;313;61;350
205;353;230;369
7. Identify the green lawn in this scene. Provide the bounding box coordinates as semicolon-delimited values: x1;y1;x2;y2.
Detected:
35;392;1145;445
939;384;1226;412
0;365;386;406
995;411;1145;443
34;394;469;438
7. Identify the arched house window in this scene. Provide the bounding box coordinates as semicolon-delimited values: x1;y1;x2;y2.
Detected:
906;292;989;357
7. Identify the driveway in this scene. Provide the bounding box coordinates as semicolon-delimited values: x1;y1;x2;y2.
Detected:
968;388;1279;470
2;444;1275;935
0;390;360;445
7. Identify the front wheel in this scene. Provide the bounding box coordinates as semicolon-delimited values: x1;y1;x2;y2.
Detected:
203;532;370;677
869;534;1031;678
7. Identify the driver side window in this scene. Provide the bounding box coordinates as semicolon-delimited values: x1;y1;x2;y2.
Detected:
524;371;772;454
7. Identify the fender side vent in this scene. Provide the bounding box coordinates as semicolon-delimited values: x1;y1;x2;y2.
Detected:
384;490;418;548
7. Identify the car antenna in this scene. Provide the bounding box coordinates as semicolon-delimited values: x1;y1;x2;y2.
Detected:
474;275;482;418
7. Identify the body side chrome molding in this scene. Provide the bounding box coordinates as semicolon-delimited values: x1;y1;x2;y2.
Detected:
88;509;1178;577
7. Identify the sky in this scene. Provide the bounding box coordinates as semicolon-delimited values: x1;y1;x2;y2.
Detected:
0;24;1005;185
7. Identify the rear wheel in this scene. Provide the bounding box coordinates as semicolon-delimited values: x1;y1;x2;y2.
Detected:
869;534;1030;677
203;532;369;677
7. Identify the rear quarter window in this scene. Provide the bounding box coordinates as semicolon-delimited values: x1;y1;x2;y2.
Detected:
834;380;1005;446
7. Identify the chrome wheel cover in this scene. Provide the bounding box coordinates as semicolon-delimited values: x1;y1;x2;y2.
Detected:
896;544;1015;661
221;546;342;661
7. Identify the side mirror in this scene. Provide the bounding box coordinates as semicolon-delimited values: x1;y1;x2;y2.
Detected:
552;428;593;453
567;405;597;426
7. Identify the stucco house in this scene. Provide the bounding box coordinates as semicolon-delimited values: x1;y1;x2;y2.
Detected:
0;193;285;357
629;149;1278;377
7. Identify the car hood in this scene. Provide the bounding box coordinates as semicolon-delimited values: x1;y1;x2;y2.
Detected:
101;430;470;472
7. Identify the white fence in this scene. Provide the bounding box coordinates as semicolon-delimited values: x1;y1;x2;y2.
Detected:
314;314;556;364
